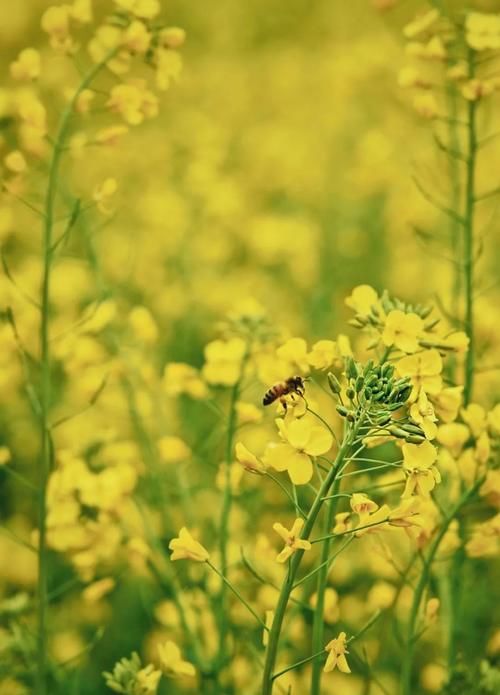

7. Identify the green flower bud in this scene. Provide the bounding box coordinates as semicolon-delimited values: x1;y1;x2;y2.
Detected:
327;372;342;395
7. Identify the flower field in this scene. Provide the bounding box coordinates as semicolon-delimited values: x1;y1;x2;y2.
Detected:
0;1;499;694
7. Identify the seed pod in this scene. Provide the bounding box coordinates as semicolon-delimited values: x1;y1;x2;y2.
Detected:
355;375;364;392
328;372;342;395
406;434;426;444
401;423;425;436
376;414;392;426
336;405;350;417
388;425;409;439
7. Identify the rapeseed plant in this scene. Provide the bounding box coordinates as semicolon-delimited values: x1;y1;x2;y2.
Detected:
0;1;499;695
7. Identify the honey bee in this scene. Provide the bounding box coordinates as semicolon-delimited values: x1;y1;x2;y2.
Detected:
262;376;306;408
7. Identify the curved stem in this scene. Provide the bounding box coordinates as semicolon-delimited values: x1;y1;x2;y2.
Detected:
36;53;115;695
261;417;363;695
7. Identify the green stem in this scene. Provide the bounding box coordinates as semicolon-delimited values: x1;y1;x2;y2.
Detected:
216;348;249;667
463;47;477;407
35;53;115;695
261;418;363;695
310;477;340;694
206;560;268;630
400;478;482;695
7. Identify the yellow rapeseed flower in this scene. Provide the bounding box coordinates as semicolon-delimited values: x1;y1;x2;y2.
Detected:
345;284;380;316
402;440;440;498
10;48;41;81
158;640;196;678
410;390;438;439
324;631;351;674
169;527;210;562
382;310;423;353
263;415;333;485
466;12;500;51
202;337;246;386
397;349;443;397
273;517;311;563
235;442;266;474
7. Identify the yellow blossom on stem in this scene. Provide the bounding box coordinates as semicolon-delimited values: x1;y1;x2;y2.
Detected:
437;423;470;458
388;497;421;527
431;386;463;423
345;284;380;316
263;415;333;485
462;79;495;101
41;5;73;52
107;81;159;125
382;310;423;353
402;440;440;498
160;27;187;49
169;527;210;562
461;403;487;438
465;12;500;51
10;48;41;81
324;632;351;674
158;641;196;678
308;337;351;370
202;337;246;386
350;494;390;536
163;362;207;399
122;20;152;54
155;48;183;91
333;512;351;534
235;442;266;474
273;517;311;563
410;390;438;439
397;349;443;398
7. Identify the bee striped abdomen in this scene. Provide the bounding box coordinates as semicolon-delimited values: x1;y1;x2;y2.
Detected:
262;384;285;406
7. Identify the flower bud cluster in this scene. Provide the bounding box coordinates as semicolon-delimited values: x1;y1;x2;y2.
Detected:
332;358;424;437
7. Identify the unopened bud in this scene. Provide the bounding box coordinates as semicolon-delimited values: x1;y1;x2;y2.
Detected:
328;372;342;395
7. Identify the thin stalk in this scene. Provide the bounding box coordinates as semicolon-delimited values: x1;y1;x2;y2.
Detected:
310;475;341;694
206;560;268;630
35;53;114;695
261;417;363;695
400;478;483;695
216;347;250;667
463;47;478;406
446;46;478;677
